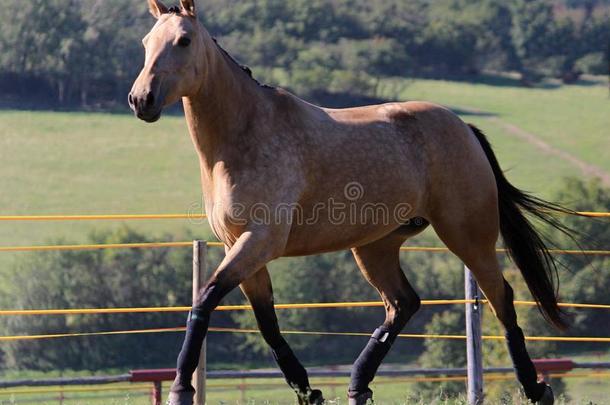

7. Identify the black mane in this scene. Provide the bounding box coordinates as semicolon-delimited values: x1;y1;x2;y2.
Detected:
211;37;273;89
165;6;271;89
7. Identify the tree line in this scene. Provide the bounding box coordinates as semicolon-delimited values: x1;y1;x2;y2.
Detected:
0;0;608;108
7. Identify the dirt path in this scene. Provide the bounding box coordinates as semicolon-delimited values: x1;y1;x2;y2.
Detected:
487;117;610;187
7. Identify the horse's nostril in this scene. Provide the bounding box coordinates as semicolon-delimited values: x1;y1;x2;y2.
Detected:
129;93;140;109
128;93;134;107
145;92;155;108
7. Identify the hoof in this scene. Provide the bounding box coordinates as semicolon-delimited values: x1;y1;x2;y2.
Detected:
309;389;324;404
166;390;194;405
348;389;373;405
536;384;554;405
298;389;325;405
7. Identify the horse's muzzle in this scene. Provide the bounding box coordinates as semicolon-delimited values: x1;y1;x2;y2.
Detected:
128;91;162;123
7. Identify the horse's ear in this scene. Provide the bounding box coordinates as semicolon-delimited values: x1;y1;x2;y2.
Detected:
148;0;168;19
180;0;196;17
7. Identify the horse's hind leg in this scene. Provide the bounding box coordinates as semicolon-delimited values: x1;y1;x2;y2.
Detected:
349;233;421;404
430;214;553;404
240;267;323;404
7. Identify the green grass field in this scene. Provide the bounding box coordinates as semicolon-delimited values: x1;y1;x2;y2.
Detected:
0;110;210;250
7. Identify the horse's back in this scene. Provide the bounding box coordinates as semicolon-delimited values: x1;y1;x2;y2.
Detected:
323;100;457;126
321;99;498;221
319;99;488;181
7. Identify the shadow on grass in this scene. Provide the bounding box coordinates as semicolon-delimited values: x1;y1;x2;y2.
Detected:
421;72;608;90
449;107;497;117
1;71;607;115
301;90;391;109
0;91;500;121
0;99;186;118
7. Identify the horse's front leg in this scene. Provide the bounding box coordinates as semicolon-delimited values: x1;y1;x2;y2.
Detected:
168;230;285;405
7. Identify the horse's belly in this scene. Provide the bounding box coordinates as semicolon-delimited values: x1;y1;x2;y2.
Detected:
282;223;405;256
281;198;423;256
282;149;426;255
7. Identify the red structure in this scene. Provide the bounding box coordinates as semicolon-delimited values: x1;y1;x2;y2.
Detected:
130;369;176;405
533;359;576;381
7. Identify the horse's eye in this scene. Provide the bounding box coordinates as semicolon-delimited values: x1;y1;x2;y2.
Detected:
177;37;191;47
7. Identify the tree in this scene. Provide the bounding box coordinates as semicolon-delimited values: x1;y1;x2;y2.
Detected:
1;0;91;103
564;0;608;20
510;0;558;83
74;0;150;105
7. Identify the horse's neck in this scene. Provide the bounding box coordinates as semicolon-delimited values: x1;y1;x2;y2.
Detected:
183;34;269;185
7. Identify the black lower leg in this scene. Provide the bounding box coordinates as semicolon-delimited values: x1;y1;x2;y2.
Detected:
506;326;546;402
172;309;210;392
173;279;233;392
271;339;311;393
251;294;314;397
349;326;397;397
502;282;546;402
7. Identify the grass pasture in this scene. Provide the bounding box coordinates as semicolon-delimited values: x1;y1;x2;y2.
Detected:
0;111;211;249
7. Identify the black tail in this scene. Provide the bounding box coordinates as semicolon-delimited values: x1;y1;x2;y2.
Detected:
469;124;575;330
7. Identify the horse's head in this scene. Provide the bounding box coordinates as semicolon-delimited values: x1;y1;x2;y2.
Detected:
129;0;203;122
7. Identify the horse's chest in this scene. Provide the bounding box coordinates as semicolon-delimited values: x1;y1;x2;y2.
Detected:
205;200;245;245
203;174;299;243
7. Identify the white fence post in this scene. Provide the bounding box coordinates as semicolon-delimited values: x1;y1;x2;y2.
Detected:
465;265;484;405
193;241;207;405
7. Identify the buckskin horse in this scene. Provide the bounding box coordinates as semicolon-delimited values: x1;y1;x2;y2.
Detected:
128;1;567;403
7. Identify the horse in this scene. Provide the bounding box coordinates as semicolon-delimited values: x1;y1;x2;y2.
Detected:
128;1;567;404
